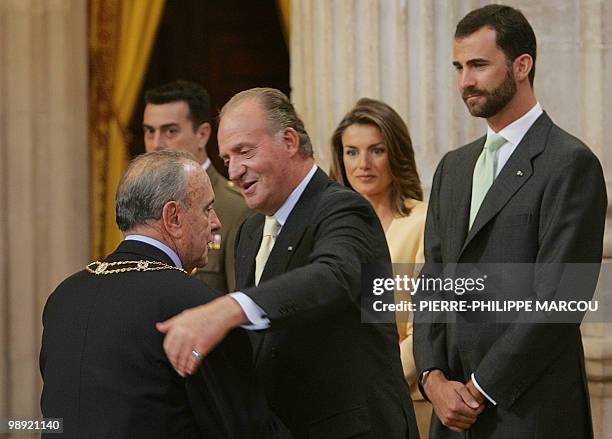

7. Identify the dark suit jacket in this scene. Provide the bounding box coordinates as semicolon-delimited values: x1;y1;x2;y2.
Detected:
194;165;250;292
235;168;420;439
40;240;280;439
414;113;607;439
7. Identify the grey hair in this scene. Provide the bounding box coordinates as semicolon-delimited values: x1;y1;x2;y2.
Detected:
115;150;198;231
219;87;314;158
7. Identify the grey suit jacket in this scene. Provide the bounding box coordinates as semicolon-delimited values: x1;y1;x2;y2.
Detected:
414;113;607;439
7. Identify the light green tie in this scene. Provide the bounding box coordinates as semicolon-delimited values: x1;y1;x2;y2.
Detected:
255;216;280;285
469;133;507;229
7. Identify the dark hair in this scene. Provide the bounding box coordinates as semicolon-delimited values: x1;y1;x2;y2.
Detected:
220;87;313;158
330;97;423;217
144;80;211;130
455;4;537;86
115;150;199;231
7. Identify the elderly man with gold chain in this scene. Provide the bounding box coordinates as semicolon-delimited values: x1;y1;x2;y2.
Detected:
40;151;290;439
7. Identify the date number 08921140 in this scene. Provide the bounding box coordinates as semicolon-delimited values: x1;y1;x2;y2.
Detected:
4;419;63;433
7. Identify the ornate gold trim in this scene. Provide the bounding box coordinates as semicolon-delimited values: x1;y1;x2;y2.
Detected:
86;260;188;275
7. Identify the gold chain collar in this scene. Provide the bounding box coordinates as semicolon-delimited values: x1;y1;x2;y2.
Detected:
86;260;188;275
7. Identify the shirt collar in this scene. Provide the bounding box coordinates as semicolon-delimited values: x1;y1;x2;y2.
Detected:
487;102;543;146
272;164;318;227
201;158;211;172
124;235;183;268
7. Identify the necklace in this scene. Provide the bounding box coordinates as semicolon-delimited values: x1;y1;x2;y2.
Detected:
85;260;188;275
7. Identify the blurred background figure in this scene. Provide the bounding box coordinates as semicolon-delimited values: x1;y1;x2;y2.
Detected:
143;81;249;292
330;97;431;438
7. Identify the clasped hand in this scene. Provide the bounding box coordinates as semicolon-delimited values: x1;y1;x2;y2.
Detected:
424;370;485;432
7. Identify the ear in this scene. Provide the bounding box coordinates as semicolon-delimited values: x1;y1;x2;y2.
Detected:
196;122;212;150
513;54;533;84
161;201;183;239
281;127;301;157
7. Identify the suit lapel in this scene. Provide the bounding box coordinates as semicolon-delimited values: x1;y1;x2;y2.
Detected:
242;168;329;363
230;217;267;361
460;113;551;256
235;216;264;289
258;168;328;284
452;140;484;259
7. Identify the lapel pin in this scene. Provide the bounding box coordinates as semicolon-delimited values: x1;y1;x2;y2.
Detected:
288;246;293;252
516;170;524;177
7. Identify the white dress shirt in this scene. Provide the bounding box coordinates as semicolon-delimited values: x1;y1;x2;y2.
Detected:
229;164;319;330
488;102;543;178
471;102;543;406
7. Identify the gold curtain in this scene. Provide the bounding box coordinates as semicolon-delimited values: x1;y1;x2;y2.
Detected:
89;0;165;259
276;0;291;49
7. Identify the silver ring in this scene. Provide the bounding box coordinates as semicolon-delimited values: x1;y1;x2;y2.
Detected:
191;350;202;361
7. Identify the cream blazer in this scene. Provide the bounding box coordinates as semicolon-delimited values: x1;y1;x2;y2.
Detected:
385;198;427;401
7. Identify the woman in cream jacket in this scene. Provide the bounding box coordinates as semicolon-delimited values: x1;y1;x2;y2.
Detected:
330;97;431;438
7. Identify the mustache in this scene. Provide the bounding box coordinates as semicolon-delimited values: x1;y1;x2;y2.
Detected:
462;87;488;100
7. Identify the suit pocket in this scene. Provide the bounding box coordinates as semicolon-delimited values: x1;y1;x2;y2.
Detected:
308;406;371;439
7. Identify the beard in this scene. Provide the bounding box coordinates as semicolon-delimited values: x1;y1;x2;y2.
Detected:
462;69;517;118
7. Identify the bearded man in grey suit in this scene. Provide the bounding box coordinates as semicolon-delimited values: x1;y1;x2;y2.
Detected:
413;4;607;439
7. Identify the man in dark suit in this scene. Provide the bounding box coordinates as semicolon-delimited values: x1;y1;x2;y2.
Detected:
157;88;420;438
413;4;607;438
143;81;249;292
40;151;287;438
